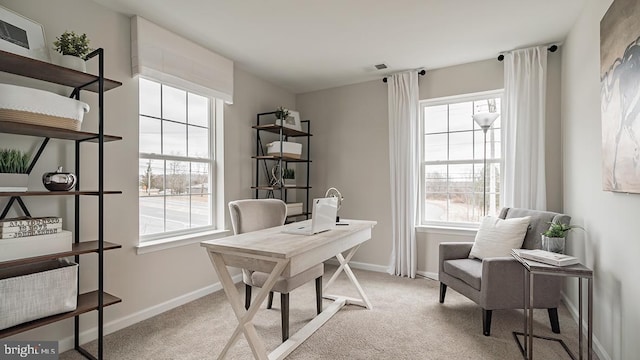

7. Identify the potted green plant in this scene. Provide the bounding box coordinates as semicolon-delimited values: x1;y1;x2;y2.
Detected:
53;31;93;72
274;106;290;127
541;222;584;254
283;168;295;186
0;149;30;192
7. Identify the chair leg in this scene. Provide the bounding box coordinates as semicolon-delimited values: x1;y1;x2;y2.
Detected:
267;291;274;309
244;284;251;310
482;309;492;336
315;276;323;315
548;308;561;334
281;293;290;342
439;283;447;303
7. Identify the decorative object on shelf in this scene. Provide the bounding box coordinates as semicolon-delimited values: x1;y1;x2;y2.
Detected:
42;166;76;191
0;5;49;62
541;221;584;254
283;168;295;186
472;111;500;216
0;229;72;262
0;148;29;192
0;84;90;131
274;107;302;131
266;141;302;159
52;30;92;72
325;187;344;222
0;259;77;331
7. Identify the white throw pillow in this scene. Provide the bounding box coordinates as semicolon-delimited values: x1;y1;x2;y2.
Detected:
469;216;531;259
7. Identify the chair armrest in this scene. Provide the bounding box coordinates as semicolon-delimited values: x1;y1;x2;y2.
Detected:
439;242;473;272
480;257;525;307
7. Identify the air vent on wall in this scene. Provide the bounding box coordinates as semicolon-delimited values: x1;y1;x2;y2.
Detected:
374;63;388;70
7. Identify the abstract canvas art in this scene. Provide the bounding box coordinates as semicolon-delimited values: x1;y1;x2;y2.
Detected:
601;0;640;192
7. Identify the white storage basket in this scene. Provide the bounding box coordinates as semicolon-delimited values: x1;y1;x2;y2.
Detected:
0;259;78;330
266;141;302;159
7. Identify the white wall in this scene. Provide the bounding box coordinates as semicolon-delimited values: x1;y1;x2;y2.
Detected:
297;56;563;276
0;0;295;348
561;0;640;358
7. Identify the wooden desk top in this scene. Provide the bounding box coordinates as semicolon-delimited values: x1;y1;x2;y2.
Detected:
201;219;377;259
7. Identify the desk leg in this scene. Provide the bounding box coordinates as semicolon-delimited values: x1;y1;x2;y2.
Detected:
588;278;593;360
523;266;529;356
322;244;372;309
579;278;583;360
528;271;534;360
207;251;288;360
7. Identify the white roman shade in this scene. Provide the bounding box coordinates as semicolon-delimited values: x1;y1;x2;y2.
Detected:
131;16;234;103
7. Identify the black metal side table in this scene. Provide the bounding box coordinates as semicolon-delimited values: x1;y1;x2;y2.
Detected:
511;249;593;360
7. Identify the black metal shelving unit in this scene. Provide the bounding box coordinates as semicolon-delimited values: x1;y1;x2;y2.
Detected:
252;112;312;220
0;49;122;360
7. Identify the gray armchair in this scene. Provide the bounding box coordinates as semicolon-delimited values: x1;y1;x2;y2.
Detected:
438;208;570;336
228;199;323;342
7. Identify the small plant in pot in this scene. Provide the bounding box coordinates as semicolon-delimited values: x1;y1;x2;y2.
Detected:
0;149;30;192
53;31;93;72
274;106;290;127
283;168;295;186
541;222;584;254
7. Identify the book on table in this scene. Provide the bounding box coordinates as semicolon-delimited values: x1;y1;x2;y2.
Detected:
517;249;579;267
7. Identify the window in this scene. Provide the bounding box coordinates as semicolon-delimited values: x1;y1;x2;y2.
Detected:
138;78;218;240
419;90;503;226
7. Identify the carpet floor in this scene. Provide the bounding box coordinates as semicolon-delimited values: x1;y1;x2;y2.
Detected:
60;265;594;359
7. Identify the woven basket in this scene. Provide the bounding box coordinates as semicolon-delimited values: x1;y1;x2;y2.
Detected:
0;109;81;131
0;259;78;330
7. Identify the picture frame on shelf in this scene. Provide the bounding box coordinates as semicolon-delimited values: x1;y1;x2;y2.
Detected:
276;110;302;131
0;5;49;62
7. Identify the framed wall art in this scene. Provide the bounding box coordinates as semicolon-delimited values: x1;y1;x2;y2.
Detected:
276;110;302;131
601;0;640;193
0;5;49;62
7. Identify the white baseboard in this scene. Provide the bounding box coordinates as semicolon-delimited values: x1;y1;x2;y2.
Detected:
58;273;243;354
416;271;438;281
561;293;610;360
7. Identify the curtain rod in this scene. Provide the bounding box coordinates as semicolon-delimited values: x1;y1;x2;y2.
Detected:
382;69;426;83
497;44;558;61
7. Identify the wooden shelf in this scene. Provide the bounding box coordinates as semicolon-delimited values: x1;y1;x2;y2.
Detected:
252;155;311;163
0;121;122;142
0;50;122;92
0;241;122;267
0;291;121;338
0;190;122;197
252;124;312;137
252;186;311;190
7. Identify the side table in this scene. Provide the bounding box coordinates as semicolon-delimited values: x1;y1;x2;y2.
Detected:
511;249;593;360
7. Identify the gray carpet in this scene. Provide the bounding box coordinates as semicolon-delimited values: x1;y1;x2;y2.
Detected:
61;265;592;359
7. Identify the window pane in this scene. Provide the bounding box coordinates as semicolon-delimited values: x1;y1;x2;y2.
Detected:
424;134;447;162
140;196;165;235
188;125;209;158
424;105;447;134
163;121;187;156
449;101;473;132
191;194;211;228
487;128;501;160
139;159;164;196
449;132;473;161
190;162;209;195
139;78;161;118
165;196;190;232
188;93;209;127
165;161;189;195
162;85;187;123
139;116;161;154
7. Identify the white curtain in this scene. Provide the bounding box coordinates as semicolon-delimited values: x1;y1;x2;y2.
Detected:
387;71;419;278
503;46;547;210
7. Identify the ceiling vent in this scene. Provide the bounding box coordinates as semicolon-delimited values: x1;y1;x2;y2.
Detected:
374;63;388;70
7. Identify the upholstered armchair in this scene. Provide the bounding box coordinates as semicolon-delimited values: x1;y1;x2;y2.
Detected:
228;199;324;342
438;208;570;336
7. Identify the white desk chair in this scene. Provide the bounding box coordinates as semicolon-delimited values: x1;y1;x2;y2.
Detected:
228;199;323;342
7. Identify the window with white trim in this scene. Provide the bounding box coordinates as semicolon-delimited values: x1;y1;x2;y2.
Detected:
419;90;503;226
138;78;218;240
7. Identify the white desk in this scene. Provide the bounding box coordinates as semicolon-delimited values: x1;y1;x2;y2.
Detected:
201;219;377;360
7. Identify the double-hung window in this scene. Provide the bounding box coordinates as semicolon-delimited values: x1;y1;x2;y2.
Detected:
138;78;217;240
419;90;503;226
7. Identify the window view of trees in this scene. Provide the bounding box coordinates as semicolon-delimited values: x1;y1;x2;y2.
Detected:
138;78;213;237
422;94;502;224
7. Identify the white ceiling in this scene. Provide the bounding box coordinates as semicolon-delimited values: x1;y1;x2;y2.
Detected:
91;0;588;94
